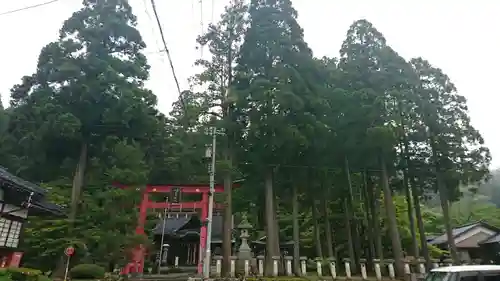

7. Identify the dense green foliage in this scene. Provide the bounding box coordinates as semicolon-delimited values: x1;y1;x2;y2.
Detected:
69;264;105;279
0;0;496;278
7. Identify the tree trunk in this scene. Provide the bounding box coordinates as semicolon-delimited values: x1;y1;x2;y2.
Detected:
380;155;404;276
344;200;356;271
402;168;419;257
222;152;233;276
397;102;419;258
362;171;375;266
264;170;278;275
322;191;334;259
312;200;323;258
369;177;383;261
69;142;88;222
430;137;459;263
292;184;300;275
411;178;431;268
272;195;283;274
345;157;361;271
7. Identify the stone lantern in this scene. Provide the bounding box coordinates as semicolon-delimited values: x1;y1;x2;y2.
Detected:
236;213;253;273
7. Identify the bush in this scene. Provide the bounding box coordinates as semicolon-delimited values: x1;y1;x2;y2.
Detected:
36;276;51;281
6;268;41;281
69;264;105;280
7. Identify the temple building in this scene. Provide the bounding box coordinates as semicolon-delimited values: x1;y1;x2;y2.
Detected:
0;166;64;267
152;213;234;268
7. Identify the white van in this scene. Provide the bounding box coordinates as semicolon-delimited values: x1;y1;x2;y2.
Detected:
425;265;500;281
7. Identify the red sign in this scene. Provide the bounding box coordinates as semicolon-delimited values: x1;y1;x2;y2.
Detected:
65;246;75;256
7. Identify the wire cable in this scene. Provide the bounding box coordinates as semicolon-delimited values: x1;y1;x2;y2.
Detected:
0;0;60;17
149;0;187;114
199;0;204;58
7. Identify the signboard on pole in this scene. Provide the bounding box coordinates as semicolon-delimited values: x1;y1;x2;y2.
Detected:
63;247;74;281
65;246;75;256
171;187;181;203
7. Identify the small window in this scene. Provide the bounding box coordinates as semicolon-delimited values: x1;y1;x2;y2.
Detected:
425;272;450;281
459;271;479;281
482;271;500;281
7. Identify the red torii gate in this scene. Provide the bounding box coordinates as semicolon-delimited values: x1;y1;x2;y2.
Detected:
120;183;230;275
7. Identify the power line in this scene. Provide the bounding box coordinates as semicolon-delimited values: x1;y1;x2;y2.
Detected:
199;0;204;58
0;0;60;17
149;0;187;114
141;0;167;64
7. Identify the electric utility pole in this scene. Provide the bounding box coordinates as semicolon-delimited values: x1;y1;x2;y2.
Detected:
203;127;218;278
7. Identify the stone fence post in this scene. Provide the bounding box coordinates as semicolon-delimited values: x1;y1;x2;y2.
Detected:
373;259;382;281
213;255;222;277
360;258;367;280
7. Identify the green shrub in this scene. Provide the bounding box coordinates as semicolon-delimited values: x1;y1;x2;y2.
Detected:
36;276;51;281
6;268;41;281
0;269;10;281
69;264;105;280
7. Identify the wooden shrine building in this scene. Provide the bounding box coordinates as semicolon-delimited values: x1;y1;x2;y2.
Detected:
0;166;64;267
152;213;234;267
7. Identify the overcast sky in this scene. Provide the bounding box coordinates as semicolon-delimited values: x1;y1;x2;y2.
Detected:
0;0;499;167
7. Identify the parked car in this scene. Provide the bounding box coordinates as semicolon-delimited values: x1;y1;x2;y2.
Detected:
424;265;500;281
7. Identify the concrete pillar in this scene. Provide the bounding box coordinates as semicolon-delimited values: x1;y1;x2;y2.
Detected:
284;256;293;276
373;259;382;281
360;258;367;280
213;256;222;277
300;256;307;276
328;257;336;279
230;256;237;277
315;257;323;277
403;259;411;275
256;255;264;276
343;258;351;279
418;258;426;274
272;256;280;277
385;259;395;280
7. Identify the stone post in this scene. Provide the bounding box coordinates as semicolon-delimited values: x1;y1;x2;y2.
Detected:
343;258;351;279
174;256;179;268
257;255;265;276
418;258;426;274
373;259;382;281
214;256;222;277
272;256;280;277
285;256;293;276
230;256;237;277
244;259;250;276
328;257;337;279
300;256;307;276
431;259;439;269
315;257;323;277
360;258;367;280
403;259;411;275
385;259;395;280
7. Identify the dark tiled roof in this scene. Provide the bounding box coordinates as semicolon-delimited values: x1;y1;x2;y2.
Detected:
30;201;65;217
0;166;63;216
153;214;224;240
480;233;500;244
0;166;46;196
429;221;497;245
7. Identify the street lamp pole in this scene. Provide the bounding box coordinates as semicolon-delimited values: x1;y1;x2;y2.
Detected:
203;127;217;279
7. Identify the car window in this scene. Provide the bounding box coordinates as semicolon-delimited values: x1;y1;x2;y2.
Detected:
482;271;500;281
459;271;479;281
425;272;450;281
